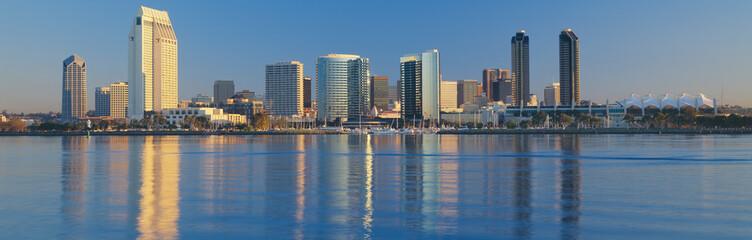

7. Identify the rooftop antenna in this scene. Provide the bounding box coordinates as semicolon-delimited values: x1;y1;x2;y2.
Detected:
721;84;724;106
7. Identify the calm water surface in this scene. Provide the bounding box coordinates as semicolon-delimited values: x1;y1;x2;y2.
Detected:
1;134;751;239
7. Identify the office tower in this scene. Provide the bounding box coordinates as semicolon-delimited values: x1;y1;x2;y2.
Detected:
213;80;235;105
498;79;513;104
62;54;87;120
370;76;389;111
482;69;510;101
348;58;370;119
440;81;458;111
303;77;311;108
511;30;530;106
128;6;178;119
544;83;560;106
388;85;399;102
95;87;110;117
456;79;478;108
316;54;370;121
109;82;129;119
265;61;303;117
560;29;580;106
400;49;440;121
236;90;255;101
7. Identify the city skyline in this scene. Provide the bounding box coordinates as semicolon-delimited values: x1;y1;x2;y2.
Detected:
1;1;750;113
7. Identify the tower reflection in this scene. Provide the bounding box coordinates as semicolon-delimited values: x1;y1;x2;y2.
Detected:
135;136;181;240
513;135;533;239
559;135;582;240
400;135;425;230
60;136;89;239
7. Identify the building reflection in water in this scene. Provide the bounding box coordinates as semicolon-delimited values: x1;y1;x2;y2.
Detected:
60;136;89;239
135;136;181;240
92;136;131;228
362;135;375;239
514;135;533;239
401;135;425;231
438;135;459;235
559;135;582;240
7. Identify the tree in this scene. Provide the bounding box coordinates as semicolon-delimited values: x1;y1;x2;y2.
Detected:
532;111;547;127
505;120;518;129
519;120;532;129
252;113;271;130
0;118;27;132
556;114;573;128
194;116;211;131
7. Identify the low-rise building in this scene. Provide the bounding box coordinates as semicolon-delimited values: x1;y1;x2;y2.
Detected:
162;107;247;126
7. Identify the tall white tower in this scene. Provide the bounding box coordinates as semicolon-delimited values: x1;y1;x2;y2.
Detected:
128;6;178;119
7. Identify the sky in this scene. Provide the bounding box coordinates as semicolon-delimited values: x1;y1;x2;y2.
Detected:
0;0;751;113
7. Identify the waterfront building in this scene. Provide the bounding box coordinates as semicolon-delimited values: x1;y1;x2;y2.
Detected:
265;61;304;117
236;90;255;101
482;69;509;101
544;83;560;106
560;29;580;106
456;79;478;108
400;49;441;121
95;87;110;117
222;94;264;120
440;81;458;111
162;107;246;126
109;82;129;119
128;6;178;119
347;58;371;119
316;54;370;121
303;77;312;108
62;54;87;120
370;76;389;111
213;80;235;105
511;30;530;106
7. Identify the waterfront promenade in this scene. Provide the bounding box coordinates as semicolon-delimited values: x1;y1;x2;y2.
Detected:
3;128;752;136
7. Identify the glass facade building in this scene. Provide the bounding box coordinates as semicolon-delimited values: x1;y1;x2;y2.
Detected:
560;29;580;106
62;54;87;120
400;49;441;121
511;30;530;106
316;54;370;122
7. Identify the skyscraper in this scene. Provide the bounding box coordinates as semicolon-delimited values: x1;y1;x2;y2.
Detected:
544;83;560;106
370;76;389;111
109;82;129;119
560;29;580;106
316;54;370;122
62;54;87;120
95;87;110;117
511;30;530;106
348;58;371;119
128;6;178;119
95;82;129;118
440;81;458;111
497;79;514;104
400;49;440;121
265;61;303;117
214;80;235;105
456;79;478;108
482;69;509;101
303;77;312;108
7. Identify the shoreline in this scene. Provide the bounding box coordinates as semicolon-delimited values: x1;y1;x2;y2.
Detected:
1;128;752;136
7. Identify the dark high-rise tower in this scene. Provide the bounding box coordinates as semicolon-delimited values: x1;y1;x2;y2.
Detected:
370;76;389;111
560;29;580;106
511;30;530;106
303;77;312;108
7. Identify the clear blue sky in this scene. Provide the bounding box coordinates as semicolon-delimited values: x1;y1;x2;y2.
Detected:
0;0;750;113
